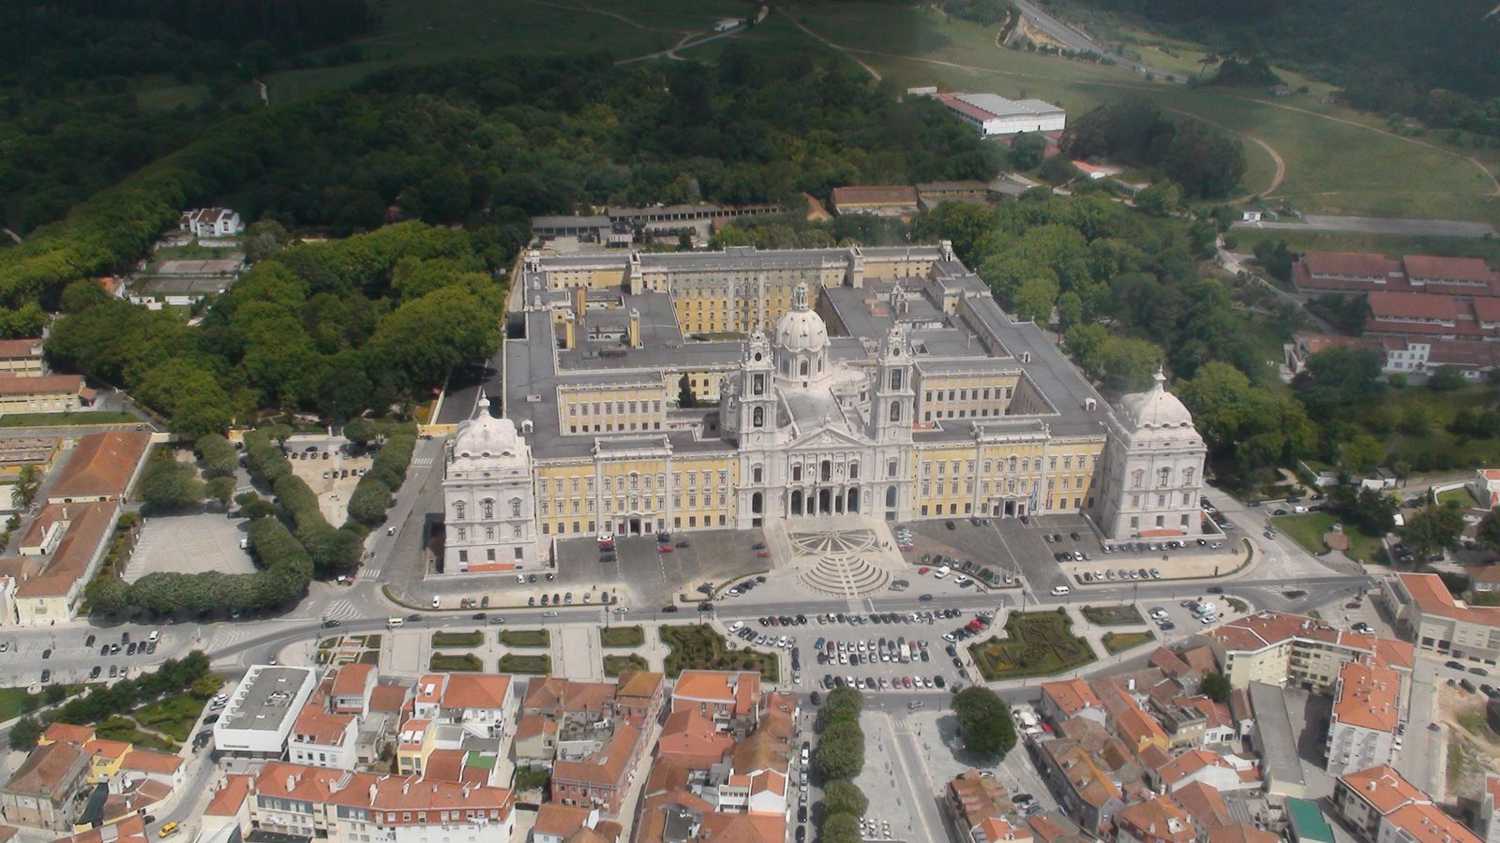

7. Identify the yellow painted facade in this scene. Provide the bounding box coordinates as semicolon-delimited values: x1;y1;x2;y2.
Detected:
917;373;1021;423
559;380;668;436
912;438;1104;518
535;455;738;538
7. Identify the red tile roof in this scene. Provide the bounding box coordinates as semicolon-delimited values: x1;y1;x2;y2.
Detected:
1404;255;1498;284
41;723;94;746
1367;291;1460;321
534;802;593;837
1173;782;1231;831
1116;795;1196;843
331;664;375;697
830;186;919;208
1303;252;1403;279
121;749;182;775
1332;662;1400;733
15;501;117;598
1338;765;1429;815
1383;802;1482;843
204;774;252;816
1208;825;1281;843
48;431;150;501
0;374;85;397
1041;677;1102;718
0;338;42;359
1398;572;1500;628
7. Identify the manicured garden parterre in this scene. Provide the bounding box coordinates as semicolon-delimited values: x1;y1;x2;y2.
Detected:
969;611;1095;680
661;624;779;681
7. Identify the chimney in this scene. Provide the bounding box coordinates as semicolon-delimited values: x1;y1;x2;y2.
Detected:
286;774;296;792
629;308;642;348
563;313;576;350
368;782;378;803
572;285;587;320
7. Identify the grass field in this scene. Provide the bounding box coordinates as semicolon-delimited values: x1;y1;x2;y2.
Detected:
600;626;645;648
0;412;139;428
1439;488;1479;509
500;629;550;648
968;610;1095;680
133;693;209;742
430;653;483;672
1080;605;1145;626
0;687;44;721
432;630;483;648
660;624;779;681
1230;230;1500;265
96;716;178;752
604;654;650;677
499;654;553;675
1102;630;1155;654
1376;386;1500;469
789;2;1500;226
1273;512;1386;563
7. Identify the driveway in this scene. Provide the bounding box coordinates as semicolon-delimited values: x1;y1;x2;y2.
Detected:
1233;215;1497;238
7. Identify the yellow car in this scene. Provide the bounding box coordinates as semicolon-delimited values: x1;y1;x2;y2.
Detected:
158;822;179;838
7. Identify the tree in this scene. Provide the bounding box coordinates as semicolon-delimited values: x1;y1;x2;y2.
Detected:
1477;510;1500;554
206;476;237;509
678;373;698;408
244;220;290;263
1013;276;1060;324
1135;180;1182;216
1402;503;1465;561
821;780;868;819
953;686;1015;759
1429;365;1466;391
348;478;393;526
814;720;865;780
820;813;862;843
8;717;42;751
818;687;864;730
1010;132;1046;170
140;459;205;512
1337;434;1386;476
1252;239;1293;283
15;464;40;508
1200;672;1231;703
344;417;379;448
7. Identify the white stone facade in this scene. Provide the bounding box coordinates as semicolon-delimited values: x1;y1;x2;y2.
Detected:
1092;370;1207;544
441;399;537;572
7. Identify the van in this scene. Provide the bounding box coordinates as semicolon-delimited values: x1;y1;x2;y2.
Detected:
159;823;179;838
386;617;404;628
934;566;950;579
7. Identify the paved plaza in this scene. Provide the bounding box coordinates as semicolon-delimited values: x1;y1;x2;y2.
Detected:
126;510;257;582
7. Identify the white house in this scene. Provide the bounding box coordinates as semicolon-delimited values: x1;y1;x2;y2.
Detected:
212;666;318;758
1325;662;1400;778
413;673;518;746
179;208;244;239
287;702;359;771
1469;469;1500;509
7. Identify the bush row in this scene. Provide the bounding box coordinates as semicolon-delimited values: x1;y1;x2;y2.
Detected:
346;423;417;529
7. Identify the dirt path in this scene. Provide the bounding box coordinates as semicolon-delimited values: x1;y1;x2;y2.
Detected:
780;9;882;81
1162;106;1285;199
784;11;1494;206
523;0;693;33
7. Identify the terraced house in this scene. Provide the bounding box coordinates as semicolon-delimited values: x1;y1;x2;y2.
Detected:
442;245;1209;571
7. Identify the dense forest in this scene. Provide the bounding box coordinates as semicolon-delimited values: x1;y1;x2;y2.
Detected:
1072;0;1500;138
0;0;374;235
0;50;999;310
1061;100;1247;198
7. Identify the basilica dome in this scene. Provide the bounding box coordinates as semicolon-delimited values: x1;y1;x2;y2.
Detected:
453;398;524;462
1120;370;1196;436
775;283;828;354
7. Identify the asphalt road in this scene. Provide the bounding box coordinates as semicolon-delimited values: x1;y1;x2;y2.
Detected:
1233;214;1498;238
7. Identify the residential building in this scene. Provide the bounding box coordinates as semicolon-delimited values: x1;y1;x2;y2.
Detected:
1326;662;1401;777
531;802;620;843
1470;470;1500;510
1032;738;1124;835
670;671;761;730
481;246;1204;557
936;92;1066;136
1382;572;1500;666
1377;803;1480;843
288;699;359;771
330;664;378;717
829;186;920;218
248;762;515;843
413;673;518;748
945;769;1017;843
0;374;93;415
552;724;644;815
201;774;254;840
213;665;319;758
916;181;992;211
1172;782;1232;833
1209;611;1413;691
1115;795;1196;843
1480;774;1500;843
0;338;45;377
4;499;120;626
54;815;148;843
1039;678;1105;727
0;740;91;831
1333;766;1430;842
1246;682;1305;798
179;208;245;239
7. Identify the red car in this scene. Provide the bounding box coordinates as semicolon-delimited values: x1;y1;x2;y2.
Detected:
755;550;770;558
918;567;930;575
658;545;674;554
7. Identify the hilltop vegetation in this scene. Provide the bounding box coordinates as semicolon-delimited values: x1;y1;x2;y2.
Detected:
1073;0;1500;140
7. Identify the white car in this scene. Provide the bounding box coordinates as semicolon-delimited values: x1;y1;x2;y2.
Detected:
729;621;744;631
431;596;441;609
1149;608;1169;620
1050;585;1072;596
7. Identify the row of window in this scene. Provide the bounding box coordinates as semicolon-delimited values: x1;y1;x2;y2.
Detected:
924;386;1012;403
539;492;732;516
455;547;524;562
1129;467;1197;489
453;525;525;542
1127;492;1196;510
922;455;1091;477
1127;513;1193;529
540;470;730;496
543;513;731;535
568;400;663;416
451;499;522;521
918;475;1089;499
570;422;664;434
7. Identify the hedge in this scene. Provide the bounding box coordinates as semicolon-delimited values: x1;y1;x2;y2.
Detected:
347;423;416;529
245;429;360;576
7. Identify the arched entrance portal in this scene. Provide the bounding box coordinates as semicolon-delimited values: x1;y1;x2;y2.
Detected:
847;488;859;513
791;490;804;516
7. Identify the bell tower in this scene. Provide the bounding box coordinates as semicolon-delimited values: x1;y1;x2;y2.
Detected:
739;330;777;448
870;323;914;444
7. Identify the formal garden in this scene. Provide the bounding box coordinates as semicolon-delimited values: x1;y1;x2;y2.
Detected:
600;626;645;648
1080;605;1146;626
604;654;649;677
429;653;482;672
661;624;779;681
499;654;552;675
968;610;1096;680
1102;631;1156;655
499;629;550;648
431;630;483;648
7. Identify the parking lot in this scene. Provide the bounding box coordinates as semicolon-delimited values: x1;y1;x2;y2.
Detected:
127;510;256;582
285;438;373;528
554;528;767;608
728;606;992;694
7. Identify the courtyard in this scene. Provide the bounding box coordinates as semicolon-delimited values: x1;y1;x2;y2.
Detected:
126;511;257;582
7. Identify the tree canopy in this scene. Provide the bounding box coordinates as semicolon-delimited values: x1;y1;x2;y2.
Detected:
953;686;1016;759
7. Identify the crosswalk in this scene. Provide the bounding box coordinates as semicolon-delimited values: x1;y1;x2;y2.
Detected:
412;457;434;468
322;599;363;620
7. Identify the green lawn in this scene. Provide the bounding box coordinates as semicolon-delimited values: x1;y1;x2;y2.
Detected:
133;693;209;742
1080;605;1146;626
95;716;178;752
660;624;780;681
0;687;45;721
1439;488;1479;509
499;629;550;648
1230;229;1500;265
791;2;1500;226
432;630;483;648
968;611;1096;680
1102;630;1155;654
1273;512;1386;563
0;412;139;428
600;626;645;648
604;654;650;677
430;653;483;672
1376;386;1500;470
499;654;552;675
